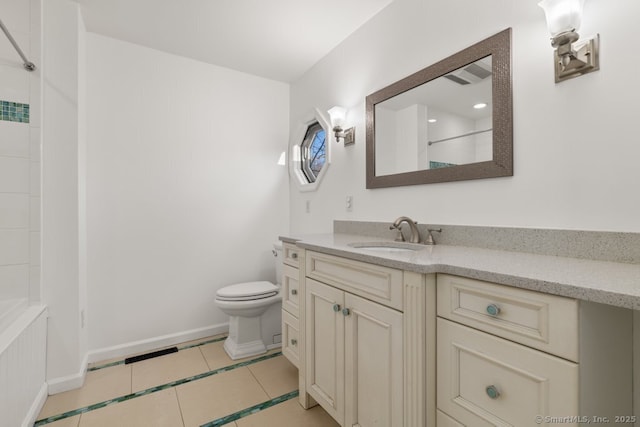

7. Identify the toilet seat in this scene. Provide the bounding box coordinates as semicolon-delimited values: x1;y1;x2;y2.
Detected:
216;281;278;302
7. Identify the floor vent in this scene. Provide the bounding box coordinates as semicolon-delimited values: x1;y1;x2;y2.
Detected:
124;347;178;364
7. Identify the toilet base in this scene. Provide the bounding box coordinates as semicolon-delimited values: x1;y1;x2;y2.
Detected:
223;314;268;360
218;297;282;360
223;336;267;360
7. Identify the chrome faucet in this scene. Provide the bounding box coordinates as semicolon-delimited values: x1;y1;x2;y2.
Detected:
390;216;421;243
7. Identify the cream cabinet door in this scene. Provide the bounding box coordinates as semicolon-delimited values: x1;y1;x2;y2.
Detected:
344;293;403;427
437;318;579;427
306;279;345;425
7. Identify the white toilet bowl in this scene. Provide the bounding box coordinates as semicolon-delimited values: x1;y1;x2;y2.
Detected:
215;243;283;360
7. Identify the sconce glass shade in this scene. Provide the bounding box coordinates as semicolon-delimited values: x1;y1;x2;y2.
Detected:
327;106;347;129
538;0;583;36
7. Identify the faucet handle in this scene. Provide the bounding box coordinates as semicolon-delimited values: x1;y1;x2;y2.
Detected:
389;224;405;242
425;228;442;245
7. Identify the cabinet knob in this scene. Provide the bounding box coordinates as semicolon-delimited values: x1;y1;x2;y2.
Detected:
342;308;351;316
333;304;341;312
290;339;297;346
291;289;298;295
291;252;298;259
485;385;500;399
486;303;501;316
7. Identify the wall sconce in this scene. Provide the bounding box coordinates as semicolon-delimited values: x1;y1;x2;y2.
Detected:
539;0;599;83
327;106;355;146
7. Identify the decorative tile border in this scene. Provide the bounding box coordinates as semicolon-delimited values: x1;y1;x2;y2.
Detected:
34;350;283;426
88;335;228;372
0;100;30;123
201;390;299;427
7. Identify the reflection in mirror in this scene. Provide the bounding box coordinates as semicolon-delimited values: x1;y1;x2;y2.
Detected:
366;28;512;188
375;56;493;175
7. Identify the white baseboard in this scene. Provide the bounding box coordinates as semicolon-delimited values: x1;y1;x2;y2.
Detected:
45;323;229;395
22;382;48;427
47;351;89;395
86;322;229;364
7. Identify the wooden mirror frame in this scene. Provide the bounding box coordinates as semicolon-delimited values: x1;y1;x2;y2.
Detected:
365;28;512;188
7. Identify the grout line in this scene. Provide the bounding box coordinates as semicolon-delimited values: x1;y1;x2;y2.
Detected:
199;390;300;427
129;364;133;398
199;345;213;372
246;364;270;399
178;335;228;351
172;387;187;427
87;359;125;372
87;335;228;372
34;351;283;426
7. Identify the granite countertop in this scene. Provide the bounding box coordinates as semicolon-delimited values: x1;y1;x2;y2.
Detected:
280;233;640;310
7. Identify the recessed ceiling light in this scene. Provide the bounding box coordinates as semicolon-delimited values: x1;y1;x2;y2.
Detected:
473;102;488;109
428;119;437;123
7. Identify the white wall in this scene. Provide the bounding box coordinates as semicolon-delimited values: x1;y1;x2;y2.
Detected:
86;34;290;352
0;0;41;309
42;0;87;386
289;0;640;234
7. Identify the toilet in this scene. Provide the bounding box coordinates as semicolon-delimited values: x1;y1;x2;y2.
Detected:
215;242;283;360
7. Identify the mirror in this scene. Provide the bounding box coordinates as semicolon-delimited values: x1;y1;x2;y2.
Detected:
366;28;512;188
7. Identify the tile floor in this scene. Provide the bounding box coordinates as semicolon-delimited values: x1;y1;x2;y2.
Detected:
35;335;339;427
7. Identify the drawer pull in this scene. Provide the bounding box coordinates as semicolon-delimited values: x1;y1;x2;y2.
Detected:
290;252;298;259
333;304;341;312
342;308;351;316
291;289;298;295
486;303;501;316
290;339;297;346
485;385;501;399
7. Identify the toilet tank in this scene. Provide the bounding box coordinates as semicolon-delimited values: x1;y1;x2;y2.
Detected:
273;241;283;285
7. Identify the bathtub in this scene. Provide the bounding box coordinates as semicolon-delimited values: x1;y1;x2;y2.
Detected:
0;298;29;337
0;304;48;427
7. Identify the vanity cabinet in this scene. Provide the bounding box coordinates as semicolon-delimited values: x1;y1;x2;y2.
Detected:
302;250;435;427
281;243;301;367
436;274;633;426
306;278;403;426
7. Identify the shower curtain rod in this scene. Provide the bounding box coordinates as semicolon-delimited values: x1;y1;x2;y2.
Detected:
0;18;36;71
428;128;492;146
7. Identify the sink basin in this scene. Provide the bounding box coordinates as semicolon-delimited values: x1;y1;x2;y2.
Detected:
348;241;424;253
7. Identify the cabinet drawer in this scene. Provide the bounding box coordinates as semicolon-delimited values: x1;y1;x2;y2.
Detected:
437;319;578;427
282;264;300;317
283;242;300;268
437;410;465;427
306;251;403;311
437;274;578;361
282;310;300;368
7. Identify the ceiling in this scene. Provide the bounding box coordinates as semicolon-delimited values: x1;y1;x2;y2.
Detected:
75;0;394;83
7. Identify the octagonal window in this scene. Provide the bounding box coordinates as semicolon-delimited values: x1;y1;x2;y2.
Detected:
300;121;326;183
289;109;331;191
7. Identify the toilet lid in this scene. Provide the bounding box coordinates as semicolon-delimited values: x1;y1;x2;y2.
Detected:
216;281;278;301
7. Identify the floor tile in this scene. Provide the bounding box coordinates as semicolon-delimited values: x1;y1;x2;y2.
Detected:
199;340;280;371
235;399;339;427
88;335;223;370
198;340;239;371
178;333;227;349
131;347;209;392
78;388;183;427
45;415;81;427
175;367;269;427
38;364;132;419
87;356;123;370
247;356;298;398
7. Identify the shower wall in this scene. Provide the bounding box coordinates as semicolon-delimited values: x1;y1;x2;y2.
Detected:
0;0;42;327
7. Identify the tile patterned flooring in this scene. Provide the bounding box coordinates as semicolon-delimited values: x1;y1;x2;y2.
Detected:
36;335;338;427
